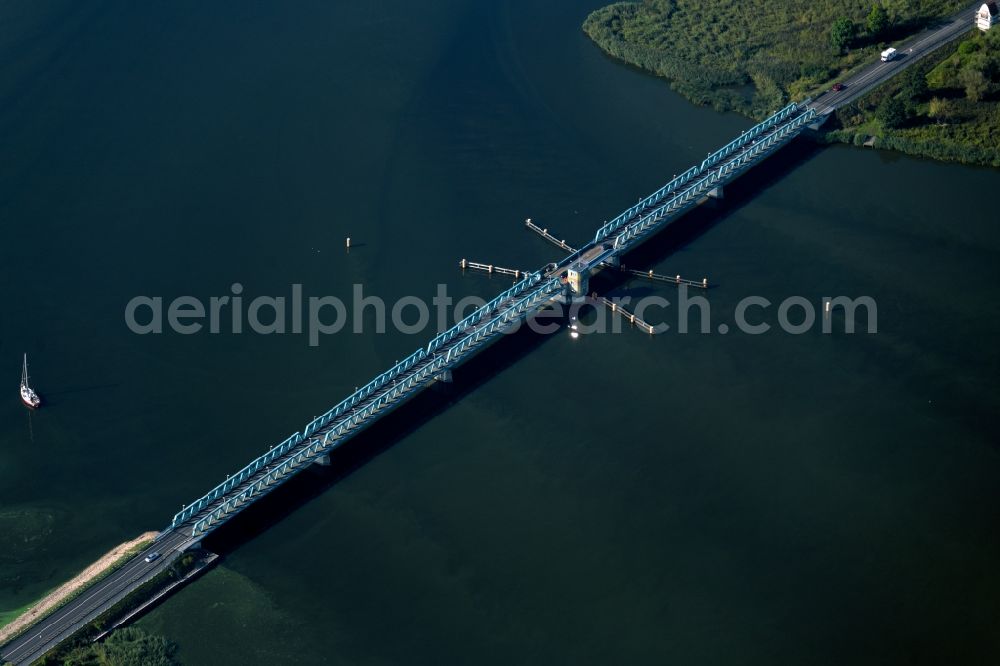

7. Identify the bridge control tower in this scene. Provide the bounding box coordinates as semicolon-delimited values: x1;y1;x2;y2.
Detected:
566;264;588;295
565;243;616;296
161;100;817;546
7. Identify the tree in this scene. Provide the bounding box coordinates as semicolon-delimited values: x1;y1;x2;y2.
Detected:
876;96;907;129
830;17;856;53
928;97;957;123
867;4;889;38
901;68;929;103
960;67;988;102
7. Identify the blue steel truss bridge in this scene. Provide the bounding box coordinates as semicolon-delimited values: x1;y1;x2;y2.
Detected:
168;100;817;545
6;9;982;660
2;99;817;666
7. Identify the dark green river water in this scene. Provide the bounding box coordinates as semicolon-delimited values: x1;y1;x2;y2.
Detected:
2;1;999;664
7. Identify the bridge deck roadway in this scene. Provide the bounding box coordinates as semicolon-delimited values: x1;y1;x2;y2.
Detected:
810;2;979;116
5;10;978;650
2;97;849;665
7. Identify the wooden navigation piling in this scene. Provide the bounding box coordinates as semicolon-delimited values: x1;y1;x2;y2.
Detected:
523;220;709;290
598;296;656;335
459;259;524;279
0;104;826;659
620;266;708;289
525;219;578;254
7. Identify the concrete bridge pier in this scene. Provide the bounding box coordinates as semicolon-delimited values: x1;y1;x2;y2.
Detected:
707;185;724;200
806;112;832;132
435;369;453;383
314;453;331;467
183;538;204;552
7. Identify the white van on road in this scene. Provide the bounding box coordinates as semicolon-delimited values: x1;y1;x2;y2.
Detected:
881;47;898;62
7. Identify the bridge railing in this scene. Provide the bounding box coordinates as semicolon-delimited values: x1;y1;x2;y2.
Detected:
610;105;817;252
174;269;564;533
170;349;433;528
188;277;566;537
174;102;817;536
698;101;806;173
593;101;810;245
171;342;435;528
593;165;701;243
426;270;542;354
174;274;547;530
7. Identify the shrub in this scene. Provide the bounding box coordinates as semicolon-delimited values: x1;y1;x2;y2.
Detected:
960;67;988;102
876;96;908;128
928;97;956;121
957;39;981;56
52;627;178;666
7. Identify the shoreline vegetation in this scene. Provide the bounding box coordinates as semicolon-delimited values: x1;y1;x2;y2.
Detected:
829;27;1000;166
1;548;210;666
33;552;208;666
583;0;1000;167
0;531;158;646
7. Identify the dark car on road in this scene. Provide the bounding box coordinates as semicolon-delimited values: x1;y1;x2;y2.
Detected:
831;83;846;92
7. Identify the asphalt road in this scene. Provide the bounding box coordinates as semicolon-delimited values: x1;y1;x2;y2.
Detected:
0;529;192;665
811;2;980;115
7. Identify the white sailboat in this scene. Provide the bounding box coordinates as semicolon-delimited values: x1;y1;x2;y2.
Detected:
20;354;41;409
